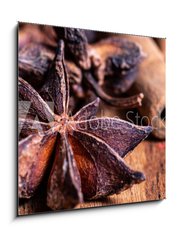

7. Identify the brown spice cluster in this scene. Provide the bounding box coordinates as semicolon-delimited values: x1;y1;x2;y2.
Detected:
18;23;166;212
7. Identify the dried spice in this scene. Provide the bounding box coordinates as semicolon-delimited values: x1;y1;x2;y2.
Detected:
18;40;152;210
117;35;165;139
54;27;145;107
19;26;145;109
84;72;144;108
88;37;144;95
19;43;55;88
55;27;144;93
19;42;82;91
54;27;91;69
19;23;57;50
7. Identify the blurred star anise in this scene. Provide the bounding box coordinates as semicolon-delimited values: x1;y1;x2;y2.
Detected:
18;40;152;210
19;26;144;109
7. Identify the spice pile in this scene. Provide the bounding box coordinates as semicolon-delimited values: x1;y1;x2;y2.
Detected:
18;23;165;214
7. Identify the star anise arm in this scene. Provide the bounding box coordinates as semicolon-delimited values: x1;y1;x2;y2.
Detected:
75;118;152;158
40;40;69;115
18;131;57;198
19;118;50;138
18;77;54;122
47;134;83;210
73;98;100;121
68;134;97;199
84;72;144;108
69;130;145;199
67;101;152;200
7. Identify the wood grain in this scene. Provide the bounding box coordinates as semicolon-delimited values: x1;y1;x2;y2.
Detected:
18;140;165;215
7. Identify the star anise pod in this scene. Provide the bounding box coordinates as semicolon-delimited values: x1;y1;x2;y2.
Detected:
18;40;152;210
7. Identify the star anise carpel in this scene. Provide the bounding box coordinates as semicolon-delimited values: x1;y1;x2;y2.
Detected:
18;40;152;211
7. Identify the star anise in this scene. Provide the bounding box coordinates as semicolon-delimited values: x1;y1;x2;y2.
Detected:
18;40;152;210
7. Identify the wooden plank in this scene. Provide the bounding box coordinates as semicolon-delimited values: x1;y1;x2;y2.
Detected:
18;140;165;215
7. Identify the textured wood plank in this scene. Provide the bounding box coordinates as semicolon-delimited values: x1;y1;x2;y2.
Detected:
18;140;165;215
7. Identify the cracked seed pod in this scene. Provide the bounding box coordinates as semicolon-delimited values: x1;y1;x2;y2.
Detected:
18;40;152;210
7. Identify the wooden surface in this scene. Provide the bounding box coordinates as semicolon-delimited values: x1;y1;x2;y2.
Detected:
18;140;165;215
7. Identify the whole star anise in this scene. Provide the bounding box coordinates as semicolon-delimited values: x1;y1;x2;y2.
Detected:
18;40;152;210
